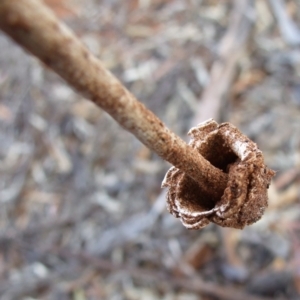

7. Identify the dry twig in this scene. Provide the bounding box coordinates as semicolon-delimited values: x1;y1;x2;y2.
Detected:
194;0;254;123
268;0;300;46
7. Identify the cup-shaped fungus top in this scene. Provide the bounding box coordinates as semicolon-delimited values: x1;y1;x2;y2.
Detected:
162;119;275;229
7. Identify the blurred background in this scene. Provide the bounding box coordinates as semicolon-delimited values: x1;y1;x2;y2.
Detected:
0;0;300;299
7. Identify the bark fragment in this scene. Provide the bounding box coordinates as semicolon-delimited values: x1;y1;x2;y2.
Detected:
162;119;275;229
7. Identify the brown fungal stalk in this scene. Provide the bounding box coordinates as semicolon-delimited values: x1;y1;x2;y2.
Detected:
0;0;275;229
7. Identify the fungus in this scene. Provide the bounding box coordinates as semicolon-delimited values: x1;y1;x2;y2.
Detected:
162;119;275;229
0;0;275;231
